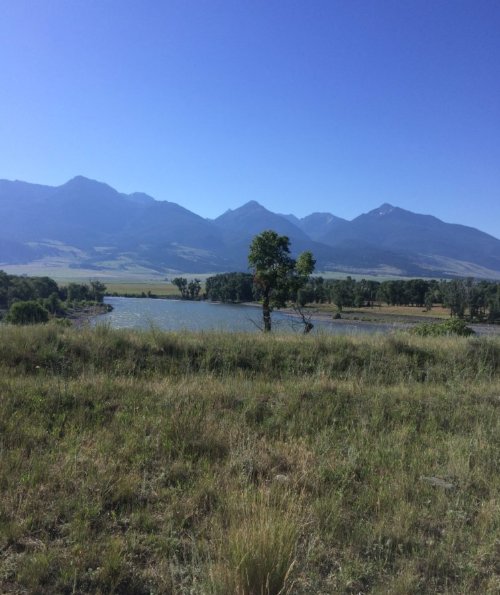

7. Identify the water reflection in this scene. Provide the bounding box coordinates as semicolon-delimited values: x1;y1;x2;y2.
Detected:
92;297;394;335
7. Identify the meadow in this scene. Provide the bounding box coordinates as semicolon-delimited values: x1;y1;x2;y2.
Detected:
105;282;181;298
310;303;451;321
0;324;498;593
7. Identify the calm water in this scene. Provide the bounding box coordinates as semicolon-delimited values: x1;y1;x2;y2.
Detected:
93;297;395;335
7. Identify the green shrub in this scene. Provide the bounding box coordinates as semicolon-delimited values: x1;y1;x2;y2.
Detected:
6;300;49;325
411;318;475;337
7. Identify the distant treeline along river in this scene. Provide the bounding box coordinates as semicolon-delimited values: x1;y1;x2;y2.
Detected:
92;297;393;334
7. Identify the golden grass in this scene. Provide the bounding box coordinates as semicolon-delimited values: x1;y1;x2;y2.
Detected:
310;303;451;319
104;282;182;297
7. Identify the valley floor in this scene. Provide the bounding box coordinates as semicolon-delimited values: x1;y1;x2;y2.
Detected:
0;325;499;593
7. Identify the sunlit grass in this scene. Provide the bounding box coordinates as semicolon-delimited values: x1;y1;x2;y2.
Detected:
309;302;451;319
0;324;498;593
104;281;182;297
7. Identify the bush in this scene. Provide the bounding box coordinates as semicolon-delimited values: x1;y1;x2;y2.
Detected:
411;318;475;337
6;300;49;325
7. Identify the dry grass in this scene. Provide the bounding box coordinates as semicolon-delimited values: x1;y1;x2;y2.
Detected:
310;303;451;319
104;282;182;297
0;324;499;593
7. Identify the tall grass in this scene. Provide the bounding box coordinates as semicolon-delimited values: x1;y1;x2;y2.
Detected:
0;323;499;593
210;489;301;595
0;323;498;381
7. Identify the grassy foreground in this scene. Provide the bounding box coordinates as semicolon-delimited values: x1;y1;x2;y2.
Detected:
0;325;499;594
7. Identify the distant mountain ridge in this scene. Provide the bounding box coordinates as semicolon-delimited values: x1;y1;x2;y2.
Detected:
1;176;500;279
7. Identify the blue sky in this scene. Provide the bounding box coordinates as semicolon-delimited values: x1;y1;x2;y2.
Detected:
1;1;499;237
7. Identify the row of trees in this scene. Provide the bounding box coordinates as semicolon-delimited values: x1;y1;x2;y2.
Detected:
0;272;107;310
298;277;500;322
200;238;500;325
205;272;254;303
298;277;437;309
0;271;107;324
0;271;59;310
171;277;202;300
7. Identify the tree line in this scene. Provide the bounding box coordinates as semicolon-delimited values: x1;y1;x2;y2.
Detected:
202;270;500;324
171;277;202;300
305;277;500;322
0;271;107;324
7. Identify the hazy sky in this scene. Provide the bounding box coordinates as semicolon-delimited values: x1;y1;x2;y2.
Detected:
1;1;499;237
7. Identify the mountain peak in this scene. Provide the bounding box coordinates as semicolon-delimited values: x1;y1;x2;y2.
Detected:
214;199;310;242
373;203;396;215
240;200;266;210
64;175;98;185
216;200;266;218
60;175;117;193
1;174;500;278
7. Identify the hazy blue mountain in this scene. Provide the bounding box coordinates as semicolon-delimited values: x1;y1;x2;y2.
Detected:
0;179;58;242
214;200;310;242
127;192;156;206
212;201;335;270
1;177;500;278
278;212;348;242
0;176;143;245
318;238;428;276
279;213;301;226
0;176;231;272
319;203;500;276
113;200;233;272
297;212;348;242
0;239;38;264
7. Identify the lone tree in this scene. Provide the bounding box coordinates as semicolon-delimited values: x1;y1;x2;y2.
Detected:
248;230;315;332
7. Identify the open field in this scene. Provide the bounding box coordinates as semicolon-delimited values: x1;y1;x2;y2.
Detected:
0;262;167;282
1;262;443;284
315;271;428;282
0;263;215;285
347;305;450;319
307;303;451;322
105;282;182;297
0;325;499;593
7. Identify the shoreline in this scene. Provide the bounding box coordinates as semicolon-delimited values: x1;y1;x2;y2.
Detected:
242;302;500;335
66;303;113;327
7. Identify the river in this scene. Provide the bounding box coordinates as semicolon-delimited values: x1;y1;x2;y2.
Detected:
92;297;399;334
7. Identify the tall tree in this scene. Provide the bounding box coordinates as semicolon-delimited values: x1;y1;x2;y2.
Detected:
188;279;201;300
89;280;107;303
248;230;315;332
172;277;189;299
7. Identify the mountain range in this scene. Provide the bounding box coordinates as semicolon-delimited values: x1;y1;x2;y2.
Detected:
1;175;500;279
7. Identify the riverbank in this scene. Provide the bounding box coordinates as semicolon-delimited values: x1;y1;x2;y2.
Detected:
265;303;500;336
65;302;113;326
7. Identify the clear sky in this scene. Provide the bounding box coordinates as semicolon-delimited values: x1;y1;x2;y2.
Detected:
1;1;499;237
